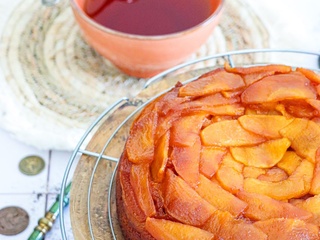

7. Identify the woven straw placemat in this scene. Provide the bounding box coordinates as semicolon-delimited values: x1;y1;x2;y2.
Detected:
0;0;269;150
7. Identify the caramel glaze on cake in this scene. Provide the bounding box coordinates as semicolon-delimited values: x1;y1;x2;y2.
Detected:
116;63;320;240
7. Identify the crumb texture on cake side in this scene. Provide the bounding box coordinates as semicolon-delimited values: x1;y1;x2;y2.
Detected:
116;63;320;240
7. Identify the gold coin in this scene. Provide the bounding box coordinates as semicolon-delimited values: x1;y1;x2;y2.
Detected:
0;206;29;236
19;155;45;176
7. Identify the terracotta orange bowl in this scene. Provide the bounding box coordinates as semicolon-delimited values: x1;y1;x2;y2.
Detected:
70;0;224;78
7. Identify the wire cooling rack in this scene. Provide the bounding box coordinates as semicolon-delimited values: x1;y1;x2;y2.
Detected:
59;49;320;240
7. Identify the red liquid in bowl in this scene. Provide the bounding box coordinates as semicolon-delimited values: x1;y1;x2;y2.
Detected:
84;0;221;36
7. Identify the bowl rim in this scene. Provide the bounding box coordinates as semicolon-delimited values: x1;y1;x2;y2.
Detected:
69;0;225;40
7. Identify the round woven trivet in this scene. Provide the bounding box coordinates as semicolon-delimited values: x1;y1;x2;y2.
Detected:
0;0;269;150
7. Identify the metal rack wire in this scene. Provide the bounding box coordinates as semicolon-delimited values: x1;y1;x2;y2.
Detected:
59;49;320;240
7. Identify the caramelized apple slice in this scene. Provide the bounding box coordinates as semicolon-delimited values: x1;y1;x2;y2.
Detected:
282;99;317;118
163;170;216;226
277;151;302;175
316;85;320;97
195;175;247;216
130;163;156;217
155;111;180;143
203;210;267;240
245;102;283;116
216;152;244;193
224;62;292;75
296;67;320;84
221;89;243;98
243;166;266;179
190;103;245;116
178;92;239;110
225;63;292;86
238;115;293;139
211;115;235;123
179;70;245;97
170;114;206;147
230;138;291;168
126;111;157;163
156;83;189;116
201;120;266;147
244;160;314;200
275;103;294;118
243;71;280;86
241;73;317;104
254;218;319;240
312;117;320;126
145;217;214;240
237;191;312;221
154;86;187;142
310;148;320;194
118;156;147;224
290;194;320;226
200;146;227;178
257;167;288;182
151;131;170;182
280;118;320;163
170;138;201;186
306;99;320;113
292;194;320;213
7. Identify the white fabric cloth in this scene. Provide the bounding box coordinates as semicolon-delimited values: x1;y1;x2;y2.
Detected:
246;0;320;67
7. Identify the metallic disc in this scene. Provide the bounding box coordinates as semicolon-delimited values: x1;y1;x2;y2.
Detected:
19;155;45;176
0;206;29;236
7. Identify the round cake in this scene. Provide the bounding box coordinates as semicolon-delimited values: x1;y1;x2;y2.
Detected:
116;63;320;240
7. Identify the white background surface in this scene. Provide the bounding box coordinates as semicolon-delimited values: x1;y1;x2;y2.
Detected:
0;126;73;240
0;0;319;239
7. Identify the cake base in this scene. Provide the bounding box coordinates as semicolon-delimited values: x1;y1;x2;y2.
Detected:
116;153;155;240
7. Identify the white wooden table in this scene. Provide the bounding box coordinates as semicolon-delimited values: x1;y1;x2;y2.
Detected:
0;127;73;239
